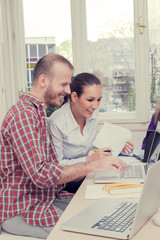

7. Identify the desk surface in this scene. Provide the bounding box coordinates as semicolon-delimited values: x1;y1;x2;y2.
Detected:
47;158;160;240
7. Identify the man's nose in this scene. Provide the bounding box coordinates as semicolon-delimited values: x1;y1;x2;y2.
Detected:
65;85;71;95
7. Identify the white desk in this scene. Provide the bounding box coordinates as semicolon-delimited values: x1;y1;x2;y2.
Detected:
47;158;160;240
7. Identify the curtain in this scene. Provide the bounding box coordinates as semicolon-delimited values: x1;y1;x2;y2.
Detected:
0;0;26;125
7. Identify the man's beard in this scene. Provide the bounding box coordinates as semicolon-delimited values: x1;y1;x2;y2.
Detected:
44;86;63;107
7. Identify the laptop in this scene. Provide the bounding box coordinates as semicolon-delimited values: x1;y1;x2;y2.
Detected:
94;126;160;183
133;123;160;162
61;160;160;239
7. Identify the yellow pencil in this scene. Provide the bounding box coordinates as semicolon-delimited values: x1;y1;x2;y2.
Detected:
92;149;111;152
92;149;98;152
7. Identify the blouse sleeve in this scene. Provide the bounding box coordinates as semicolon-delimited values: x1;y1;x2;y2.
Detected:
49;119;86;166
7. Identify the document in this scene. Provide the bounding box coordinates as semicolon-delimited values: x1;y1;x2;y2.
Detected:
93;122;132;157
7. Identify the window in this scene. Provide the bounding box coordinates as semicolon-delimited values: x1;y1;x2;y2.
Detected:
86;0;135;113
22;0;158;123
71;0;151;123
39;45;46;58
23;0;72;89
148;0;160;110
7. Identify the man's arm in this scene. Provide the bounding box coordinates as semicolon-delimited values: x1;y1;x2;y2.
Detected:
56;156;127;185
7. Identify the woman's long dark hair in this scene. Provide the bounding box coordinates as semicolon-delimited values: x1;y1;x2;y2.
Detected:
63;72;101;104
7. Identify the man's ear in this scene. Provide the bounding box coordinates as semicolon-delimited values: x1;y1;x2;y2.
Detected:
39;74;48;88
71;92;78;103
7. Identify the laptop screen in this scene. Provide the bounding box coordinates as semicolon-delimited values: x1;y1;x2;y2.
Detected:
143;126;160;163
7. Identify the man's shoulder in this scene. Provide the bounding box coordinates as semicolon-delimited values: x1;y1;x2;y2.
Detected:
3;99;38;125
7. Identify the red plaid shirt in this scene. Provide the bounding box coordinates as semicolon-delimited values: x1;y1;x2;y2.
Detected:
0;93;73;227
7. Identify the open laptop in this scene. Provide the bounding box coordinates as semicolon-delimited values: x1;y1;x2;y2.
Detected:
61;160;160;239
94;126;160;183
133;122;160;162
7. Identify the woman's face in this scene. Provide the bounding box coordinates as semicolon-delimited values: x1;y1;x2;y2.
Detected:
73;84;102;118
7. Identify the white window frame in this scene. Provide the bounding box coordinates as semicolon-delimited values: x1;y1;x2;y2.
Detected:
70;0;151;126
0;0;152;131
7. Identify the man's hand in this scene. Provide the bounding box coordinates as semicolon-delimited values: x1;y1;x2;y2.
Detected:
57;156;127;185
87;156;127;174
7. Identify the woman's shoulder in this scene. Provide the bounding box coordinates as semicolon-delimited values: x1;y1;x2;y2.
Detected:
49;102;70;125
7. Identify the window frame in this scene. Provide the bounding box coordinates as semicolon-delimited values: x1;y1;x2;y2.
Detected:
70;0;151;125
0;0;152;128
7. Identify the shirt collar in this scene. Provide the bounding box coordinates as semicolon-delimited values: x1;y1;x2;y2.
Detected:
19;93;44;108
64;101;98;133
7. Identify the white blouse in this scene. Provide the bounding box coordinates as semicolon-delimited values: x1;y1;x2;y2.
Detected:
48;102;99;166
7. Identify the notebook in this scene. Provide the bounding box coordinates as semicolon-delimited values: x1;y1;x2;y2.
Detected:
61;160;160;239
94;125;160;183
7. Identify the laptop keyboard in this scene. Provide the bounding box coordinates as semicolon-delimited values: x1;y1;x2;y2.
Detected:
92;202;137;232
120;165;143;178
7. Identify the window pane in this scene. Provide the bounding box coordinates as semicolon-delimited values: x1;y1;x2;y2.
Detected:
48;44;56;53
30;45;37;58
25;45;28;58
148;0;160;110
39;45;46;58
23;0;72;90
86;0;135;113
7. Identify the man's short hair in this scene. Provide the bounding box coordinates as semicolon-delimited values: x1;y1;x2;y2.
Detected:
33;54;74;84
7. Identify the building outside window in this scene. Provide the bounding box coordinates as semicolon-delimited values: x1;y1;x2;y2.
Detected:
25;37;56;91
23;0;160;123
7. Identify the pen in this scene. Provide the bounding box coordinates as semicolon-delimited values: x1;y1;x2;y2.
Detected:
92;149;111;153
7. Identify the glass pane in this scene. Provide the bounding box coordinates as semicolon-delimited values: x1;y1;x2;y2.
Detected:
148;0;160;110
39;45;46;58
25;45;28;58
23;0;72;90
30;45;37;58
48;44;56;53
86;0;135;112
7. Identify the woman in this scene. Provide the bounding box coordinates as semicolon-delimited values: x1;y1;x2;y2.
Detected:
49;73;133;193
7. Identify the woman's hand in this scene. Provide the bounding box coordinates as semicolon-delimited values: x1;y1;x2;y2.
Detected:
120;141;134;155
86;147;112;162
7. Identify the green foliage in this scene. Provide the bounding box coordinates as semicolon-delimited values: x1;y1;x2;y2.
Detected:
150;77;158;109
56;40;73;63
128;86;136;111
46;106;58;117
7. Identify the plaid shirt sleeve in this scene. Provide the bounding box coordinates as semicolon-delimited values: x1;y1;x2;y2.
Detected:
11;108;64;187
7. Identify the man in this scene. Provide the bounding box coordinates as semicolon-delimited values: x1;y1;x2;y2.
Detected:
0;54;126;239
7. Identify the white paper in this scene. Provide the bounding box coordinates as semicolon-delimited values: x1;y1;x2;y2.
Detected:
93;122;132;157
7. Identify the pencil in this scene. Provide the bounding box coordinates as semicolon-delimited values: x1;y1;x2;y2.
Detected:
92;149;111;152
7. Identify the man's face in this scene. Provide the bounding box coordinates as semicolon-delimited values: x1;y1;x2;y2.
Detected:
44;62;73;108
